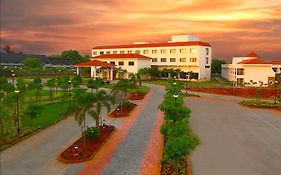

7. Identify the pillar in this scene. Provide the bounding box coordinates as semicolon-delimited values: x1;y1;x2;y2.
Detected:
110;67;113;80
76;67;79;75
91;66;97;78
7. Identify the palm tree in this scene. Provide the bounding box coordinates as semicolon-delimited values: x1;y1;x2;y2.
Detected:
74;92;96;144
91;90;113;126
46;78;56;102
129;73;137;89
112;79;131;109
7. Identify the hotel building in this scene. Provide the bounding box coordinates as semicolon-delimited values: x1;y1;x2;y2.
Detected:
90;35;212;80
221;52;277;86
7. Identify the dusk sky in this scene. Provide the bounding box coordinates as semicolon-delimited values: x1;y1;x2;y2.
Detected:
1;0;281;62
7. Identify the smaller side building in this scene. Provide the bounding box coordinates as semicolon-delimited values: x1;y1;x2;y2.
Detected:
221;52;275;86
75;54;151;80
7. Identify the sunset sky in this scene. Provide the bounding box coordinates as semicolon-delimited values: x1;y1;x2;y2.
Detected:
1;0;281;61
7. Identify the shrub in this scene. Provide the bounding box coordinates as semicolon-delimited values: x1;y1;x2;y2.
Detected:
85;127;100;140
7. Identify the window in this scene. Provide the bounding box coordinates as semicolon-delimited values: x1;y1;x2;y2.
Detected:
237;78;244;86
106;51;110;54
100;51;104;55
152;58;158;62
180;58;186;62
120;51;125;54
180;49;186;53
170;58;176;62
206;48;209;55
190;48;197;53
143;50;149;54
152;50;157;54
110;61;115;65
237;68;244;75
205;57;209;64
128;61;134;66
92;51;97;55
273;68;278;72
135;50;140;54
161;58;167;62
190;58;197;62
113;51;117;54
170;49;176;53
119;61;124;66
127;50;133;54
160;49;166;54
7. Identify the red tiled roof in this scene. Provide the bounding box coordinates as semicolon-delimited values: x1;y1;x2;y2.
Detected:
245;52;259;58
75;60;115;67
269;60;281;65
93;41;211;49
238;58;270;64
92;54;152;59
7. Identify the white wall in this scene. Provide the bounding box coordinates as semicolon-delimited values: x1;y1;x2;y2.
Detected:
92;44;211;80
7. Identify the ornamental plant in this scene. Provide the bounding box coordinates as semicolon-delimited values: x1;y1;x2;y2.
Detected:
85;127;100;140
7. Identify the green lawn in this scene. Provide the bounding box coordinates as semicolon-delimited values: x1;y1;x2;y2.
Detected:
22;102;69;128
1;101;70;150
143;79;232;88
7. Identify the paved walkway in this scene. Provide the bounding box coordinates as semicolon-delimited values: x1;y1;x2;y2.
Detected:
1;84;165;175
185;91;281;175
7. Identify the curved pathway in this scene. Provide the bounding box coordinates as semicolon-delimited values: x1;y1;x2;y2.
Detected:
1;84;166;175
185;91;281;175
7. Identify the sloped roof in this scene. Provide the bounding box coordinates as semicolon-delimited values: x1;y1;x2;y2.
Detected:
92;54;152;59
0;53;49;64
269;60;281;65
93;41;211;49
47;57;73;65
245;52;259;58
75;59;115;67
238;58;270;64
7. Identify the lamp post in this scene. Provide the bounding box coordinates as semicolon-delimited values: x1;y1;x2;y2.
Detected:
68;80;72;107
15;90;20;134
173;93;178;103
11;71;15;87
173;82;176;94
274;80;278;104
74;144;79;155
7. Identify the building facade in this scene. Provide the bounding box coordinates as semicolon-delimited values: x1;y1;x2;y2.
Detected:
221;52;276;86
91;35;212;80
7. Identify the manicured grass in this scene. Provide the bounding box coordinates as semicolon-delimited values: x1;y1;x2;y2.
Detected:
0;101;70;150
130;86;150;93
22;102;69;128
240;100;279;108
143;79;232;88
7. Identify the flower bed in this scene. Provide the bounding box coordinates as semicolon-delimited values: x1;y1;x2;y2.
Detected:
58;125;115;163
128;92;147;100
161;158;190;175
109;102;136;118
185;87;277;98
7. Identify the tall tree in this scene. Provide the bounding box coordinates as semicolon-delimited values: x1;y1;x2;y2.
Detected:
22;57;43;68
211;59;226;74
61;50;89;64
87;78;103;92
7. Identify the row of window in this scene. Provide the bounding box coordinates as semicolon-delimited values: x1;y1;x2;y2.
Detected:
151;57;198;63
109;61;134;66
93;48;208;55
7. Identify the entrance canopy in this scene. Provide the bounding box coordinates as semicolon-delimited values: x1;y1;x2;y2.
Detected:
74;59;115;80
75;59;115;67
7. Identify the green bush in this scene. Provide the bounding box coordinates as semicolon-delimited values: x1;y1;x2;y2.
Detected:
85;127;100;140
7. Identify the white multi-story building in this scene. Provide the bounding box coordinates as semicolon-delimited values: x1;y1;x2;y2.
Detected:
221;52;276;86
91;35;212;80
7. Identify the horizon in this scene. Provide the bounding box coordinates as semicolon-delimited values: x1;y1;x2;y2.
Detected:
1;0;281;62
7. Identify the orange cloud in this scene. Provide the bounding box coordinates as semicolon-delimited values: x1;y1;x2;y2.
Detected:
1;0;281;61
